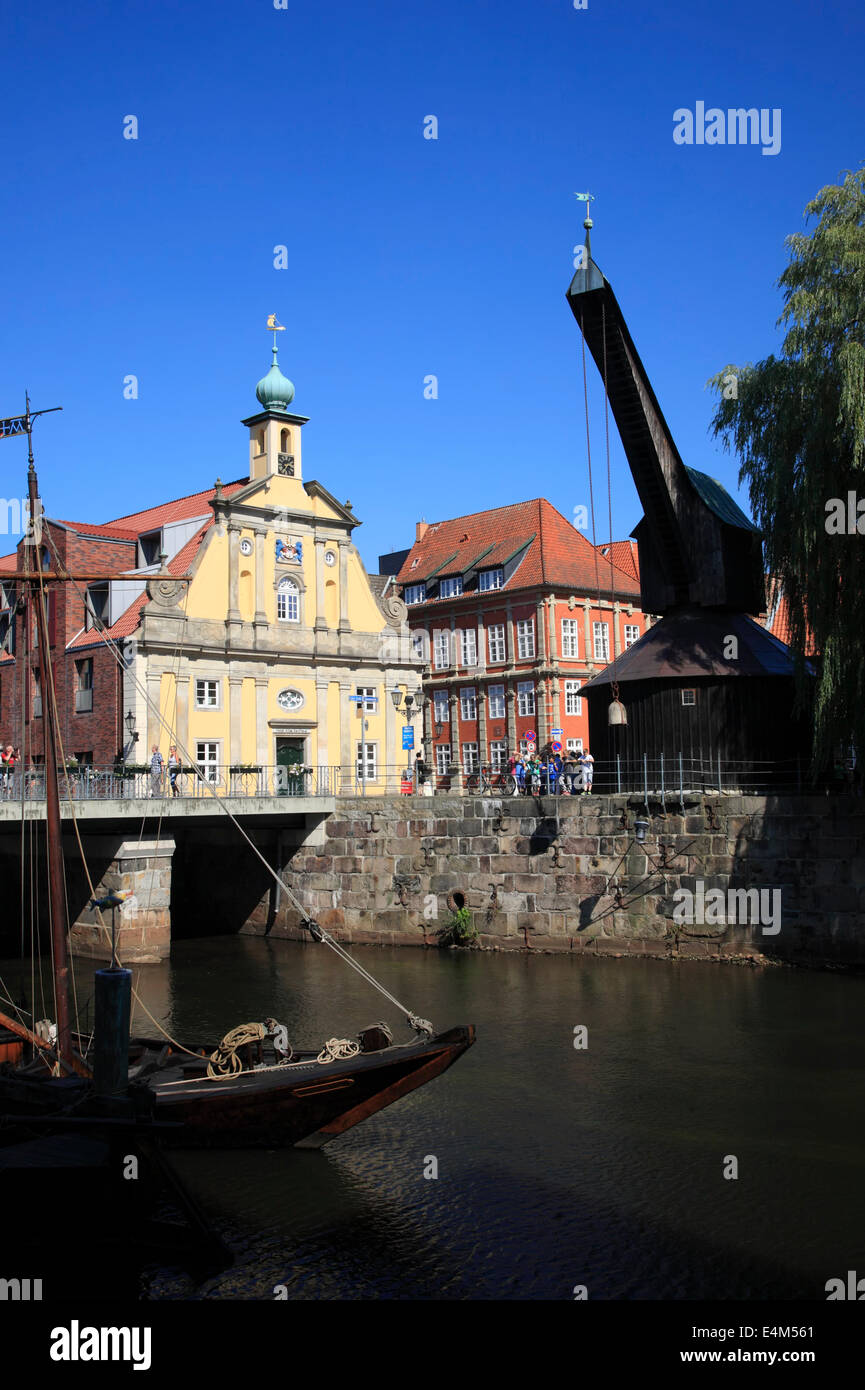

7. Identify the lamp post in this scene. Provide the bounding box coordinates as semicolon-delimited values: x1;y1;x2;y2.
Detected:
124;710;138;765
392;689;423;785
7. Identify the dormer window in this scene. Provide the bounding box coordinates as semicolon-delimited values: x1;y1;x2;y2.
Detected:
138;530;162;567
478;568;503;591
404;583;426;605
84;583;109;632
440;576;463;598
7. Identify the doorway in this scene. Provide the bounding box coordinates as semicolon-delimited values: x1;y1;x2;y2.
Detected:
275;737;305;796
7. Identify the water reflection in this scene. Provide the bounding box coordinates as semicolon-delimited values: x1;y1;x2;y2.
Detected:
2;941;863;1299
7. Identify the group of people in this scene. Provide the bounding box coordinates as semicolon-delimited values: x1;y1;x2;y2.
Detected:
509;747;593;795
0;744;19;792
149;745;182;798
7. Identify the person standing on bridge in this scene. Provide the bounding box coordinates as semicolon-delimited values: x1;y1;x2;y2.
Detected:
168;747;181;798
149;745;164;798
0;745;17;795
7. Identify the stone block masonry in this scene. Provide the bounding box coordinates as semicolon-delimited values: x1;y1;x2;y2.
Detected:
70;839;175;963
240;795;865;967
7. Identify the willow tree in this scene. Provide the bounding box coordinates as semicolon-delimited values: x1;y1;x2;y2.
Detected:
709;167;865;773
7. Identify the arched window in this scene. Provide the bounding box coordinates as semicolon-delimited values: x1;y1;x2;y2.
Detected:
277;576;299;622
280;428;291;453
257;429;266;454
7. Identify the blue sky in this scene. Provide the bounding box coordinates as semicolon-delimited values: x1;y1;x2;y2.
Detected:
1;0;862;571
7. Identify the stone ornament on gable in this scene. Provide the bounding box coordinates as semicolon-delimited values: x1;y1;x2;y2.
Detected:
377;592;408;628
146;570;187;612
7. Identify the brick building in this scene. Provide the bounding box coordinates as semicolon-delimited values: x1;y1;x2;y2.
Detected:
0;518;146;766
379;498;649;779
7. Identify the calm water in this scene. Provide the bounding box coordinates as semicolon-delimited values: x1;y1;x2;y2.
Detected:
5;939;864;1300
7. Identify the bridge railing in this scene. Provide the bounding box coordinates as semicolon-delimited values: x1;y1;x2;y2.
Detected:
0;756;828;804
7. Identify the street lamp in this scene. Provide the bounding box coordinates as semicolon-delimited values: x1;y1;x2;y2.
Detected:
124;710;138;745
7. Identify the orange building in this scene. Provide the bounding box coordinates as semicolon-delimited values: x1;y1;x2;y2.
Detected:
379;498;649;778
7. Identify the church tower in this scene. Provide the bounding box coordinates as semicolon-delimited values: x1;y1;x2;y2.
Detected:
241;323;309;482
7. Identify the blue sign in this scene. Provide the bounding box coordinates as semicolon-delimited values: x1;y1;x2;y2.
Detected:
402;726;415;750
551;728;563;738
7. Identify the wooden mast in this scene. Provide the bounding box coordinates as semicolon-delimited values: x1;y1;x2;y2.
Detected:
26;453;75;1068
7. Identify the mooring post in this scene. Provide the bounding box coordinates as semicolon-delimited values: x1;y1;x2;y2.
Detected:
93;966;132;1096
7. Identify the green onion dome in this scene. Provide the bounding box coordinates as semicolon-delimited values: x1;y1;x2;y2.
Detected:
255;347;295;411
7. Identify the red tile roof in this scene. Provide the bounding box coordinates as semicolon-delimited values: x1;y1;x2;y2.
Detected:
598;539;639;582
759;577;818;655
66;522;212;650
105;479;247;532
53;520;139;541
396;498;641;598
0;554;17;573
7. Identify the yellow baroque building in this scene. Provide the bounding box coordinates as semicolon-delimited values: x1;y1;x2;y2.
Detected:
119;343;421;794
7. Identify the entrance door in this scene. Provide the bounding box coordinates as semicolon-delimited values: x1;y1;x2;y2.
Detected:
276;738;305;796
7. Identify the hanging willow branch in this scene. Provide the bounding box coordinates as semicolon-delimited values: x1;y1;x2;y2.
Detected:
708;166;865;774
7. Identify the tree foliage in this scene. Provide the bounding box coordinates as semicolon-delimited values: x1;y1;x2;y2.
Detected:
708;168;865;771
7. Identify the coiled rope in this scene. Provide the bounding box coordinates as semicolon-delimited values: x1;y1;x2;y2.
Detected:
316;1038;360;1064
207;1022;267;1079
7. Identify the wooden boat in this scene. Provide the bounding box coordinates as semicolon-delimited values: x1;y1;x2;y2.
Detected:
0;421;475;1154
131;1024;475;1149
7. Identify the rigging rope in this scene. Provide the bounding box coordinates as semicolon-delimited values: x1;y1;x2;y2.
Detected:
316;1037;360;1064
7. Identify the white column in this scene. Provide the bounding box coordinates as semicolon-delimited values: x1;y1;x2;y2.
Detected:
255;678;268;767
314;537;327;631
254;531;268;627
338;541;350;631
229;677;243;765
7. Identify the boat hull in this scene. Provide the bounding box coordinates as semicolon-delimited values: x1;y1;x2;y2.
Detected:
147;1025;475;1149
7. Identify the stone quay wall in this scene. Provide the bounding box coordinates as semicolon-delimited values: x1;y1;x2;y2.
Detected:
240;793;865;967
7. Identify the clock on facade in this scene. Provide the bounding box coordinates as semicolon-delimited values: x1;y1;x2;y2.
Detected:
239;538;253;556
324;550;336;566
276;688;304;712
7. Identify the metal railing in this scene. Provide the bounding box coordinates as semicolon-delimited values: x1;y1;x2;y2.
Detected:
0;755;821;804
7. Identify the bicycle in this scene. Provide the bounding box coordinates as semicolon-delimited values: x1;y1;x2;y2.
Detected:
476;764;517;795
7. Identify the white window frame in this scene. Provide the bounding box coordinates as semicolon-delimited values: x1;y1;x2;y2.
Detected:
195;678;220;710
277;576;300;623
478;568;503;591
681;688;697;706
435;744;451;775
566;737;584;753
355;686;378;712
564;679;582;716
433;690;449;726
411;631;427;661
561;619;580;658
489;740;507;768
356;741;378;781
516;618;535;659
440;576;463;598
459;628;477;666
487;683;505;719
517;681;535;716
593;621;610;662
487;623;506;663
459;687;477;719
196;741;220;783
624;623;640;648
462;742;479;774
404;583;426;604
433;630;451;669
